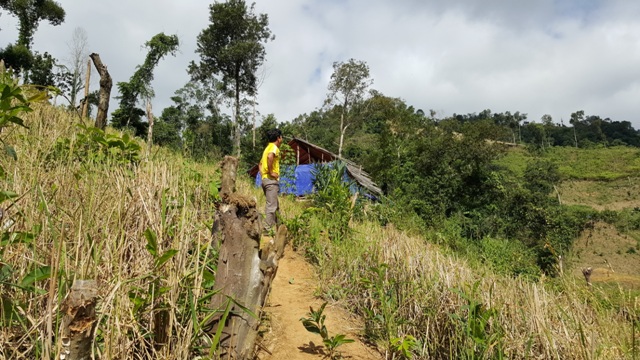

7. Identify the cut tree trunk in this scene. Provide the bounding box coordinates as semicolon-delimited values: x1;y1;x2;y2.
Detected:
89;53;112;130
205;156;287;359
58;280;98;360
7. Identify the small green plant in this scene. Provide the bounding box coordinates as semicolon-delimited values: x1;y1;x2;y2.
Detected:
390;334;419;359
450;281;504;359
300;302;354;359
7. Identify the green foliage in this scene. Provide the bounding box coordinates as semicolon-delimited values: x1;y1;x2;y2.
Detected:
0;72;50;328
0;0;65;49
610;208;640;232
113;33;179;137
450;281;505;359
300;302;355;359
190;0;273;154
157;80;232;160
0;43;33;75
312;161;356;242
457;235;542;279
49;123;142;165
282;207;324;264
390;335;419;359
523;159;561;196
278;143;297;194
359;263;406;355
1;72;36;130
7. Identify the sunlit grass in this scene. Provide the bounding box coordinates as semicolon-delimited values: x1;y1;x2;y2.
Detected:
2;102;639;359
496;146;640;180
0;104;220;359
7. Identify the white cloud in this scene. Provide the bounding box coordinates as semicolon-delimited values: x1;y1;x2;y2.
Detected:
1;0;639;127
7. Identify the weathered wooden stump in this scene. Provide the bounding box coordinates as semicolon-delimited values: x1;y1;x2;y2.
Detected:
58;280;98;360
206;156;286;359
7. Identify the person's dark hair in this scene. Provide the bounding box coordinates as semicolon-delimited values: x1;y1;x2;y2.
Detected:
266;128;282;143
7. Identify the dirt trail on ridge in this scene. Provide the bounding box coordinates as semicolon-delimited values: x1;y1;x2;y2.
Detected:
256;247;382;360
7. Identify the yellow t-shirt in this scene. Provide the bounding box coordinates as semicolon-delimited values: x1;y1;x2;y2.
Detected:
260;143;280;180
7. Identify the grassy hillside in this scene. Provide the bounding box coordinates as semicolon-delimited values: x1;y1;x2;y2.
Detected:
1;99;639;359
496;145;640;181
496;146;640;281
0;101;225;358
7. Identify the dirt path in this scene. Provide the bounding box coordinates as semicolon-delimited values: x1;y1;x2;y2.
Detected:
256;248;382;360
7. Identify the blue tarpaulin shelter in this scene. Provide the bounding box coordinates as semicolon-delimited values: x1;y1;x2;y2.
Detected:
254;164;316;196
248;138;381;199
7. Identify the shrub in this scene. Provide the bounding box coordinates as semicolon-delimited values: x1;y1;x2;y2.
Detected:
312;161;356;242
48;124;142;165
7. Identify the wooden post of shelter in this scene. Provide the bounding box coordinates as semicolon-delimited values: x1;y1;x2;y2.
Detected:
58;280;98;360
205;156;287;358
89;53;112;130
81;59;91;119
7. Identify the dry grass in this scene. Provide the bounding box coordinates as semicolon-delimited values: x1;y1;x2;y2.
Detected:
2;102;639;359
1;104;220;359
307;220;639;359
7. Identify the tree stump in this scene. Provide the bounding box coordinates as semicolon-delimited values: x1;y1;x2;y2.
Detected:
205;156;286;359
582;267;593;286
59;280;98;360
89;53;112;130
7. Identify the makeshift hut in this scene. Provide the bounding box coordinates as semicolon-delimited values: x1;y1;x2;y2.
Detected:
247;138;382;199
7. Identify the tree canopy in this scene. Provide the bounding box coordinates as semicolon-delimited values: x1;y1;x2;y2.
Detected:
325;58;372;158
190;0;273;157
0;0;65;48
112;33;179;136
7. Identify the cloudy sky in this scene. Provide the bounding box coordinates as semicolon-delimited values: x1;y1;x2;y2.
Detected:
2;0;640;128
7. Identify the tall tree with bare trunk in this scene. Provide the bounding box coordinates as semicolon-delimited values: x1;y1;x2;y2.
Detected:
190;0;273;158
325;58;372;158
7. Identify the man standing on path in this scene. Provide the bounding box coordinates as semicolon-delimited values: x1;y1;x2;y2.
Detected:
260;128;283;233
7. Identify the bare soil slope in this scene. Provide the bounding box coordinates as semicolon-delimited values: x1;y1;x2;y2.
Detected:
562;177;640;288
570;222;640;285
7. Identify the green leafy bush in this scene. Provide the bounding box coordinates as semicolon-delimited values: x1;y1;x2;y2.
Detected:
312;161;356;242
49;123;142;165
